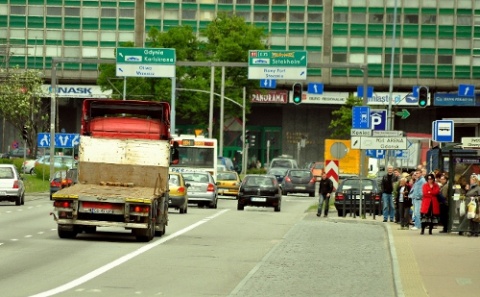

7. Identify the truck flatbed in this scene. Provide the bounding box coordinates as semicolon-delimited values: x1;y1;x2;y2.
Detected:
53;183;162;201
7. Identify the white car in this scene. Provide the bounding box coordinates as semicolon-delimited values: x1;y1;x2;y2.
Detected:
21;159;37;174
35;155;77;170
0;164;25;205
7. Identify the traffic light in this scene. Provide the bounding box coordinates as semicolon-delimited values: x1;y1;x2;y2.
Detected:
22;125;28;141
418;86;429;108
245;130;256;146
292;83;303;105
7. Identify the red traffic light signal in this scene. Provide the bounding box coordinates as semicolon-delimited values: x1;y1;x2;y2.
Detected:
292;83;303;105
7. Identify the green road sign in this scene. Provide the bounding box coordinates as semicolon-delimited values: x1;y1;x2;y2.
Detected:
116;47;176;78
395;109;410;119
248;50;307;80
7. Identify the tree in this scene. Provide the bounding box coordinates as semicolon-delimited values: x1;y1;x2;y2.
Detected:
328;95;363;139
0;67;47;157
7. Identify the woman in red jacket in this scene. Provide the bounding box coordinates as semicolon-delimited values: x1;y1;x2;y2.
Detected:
420;173;441;235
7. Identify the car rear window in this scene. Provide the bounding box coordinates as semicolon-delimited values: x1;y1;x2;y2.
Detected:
289;170;311;178
271;160;294;168
340;179;375;192
268;169;287;175
0;167;14;178
169;175;180;186
217;173;237;180
245;176;274;186
183;173;209;183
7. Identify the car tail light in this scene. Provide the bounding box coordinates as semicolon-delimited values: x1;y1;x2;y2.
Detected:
336;193;344;200
207;183;215;192
374;193;380;201
284;176;291;183
51;180;62;188
177;186;185;193
132;205;150;213
54;200;72;208
13;180;19;189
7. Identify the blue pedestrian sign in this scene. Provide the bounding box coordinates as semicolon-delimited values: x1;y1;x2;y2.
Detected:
458;84;475;97
352;106;371;129
307;83;324;94
357;86;373;98
37;133;80;148
260;79;276;89
432;120;454;143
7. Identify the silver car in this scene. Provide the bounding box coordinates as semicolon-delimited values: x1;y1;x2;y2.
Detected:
182;171;218;208
0;164;25;205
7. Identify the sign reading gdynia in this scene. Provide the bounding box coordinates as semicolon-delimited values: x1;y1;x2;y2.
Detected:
116;47;176;78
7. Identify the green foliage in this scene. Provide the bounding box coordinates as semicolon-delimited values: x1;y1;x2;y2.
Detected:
247;168;267;174
0;67;48;157
96;13;267;131
328;95;363;139
23;174;49;193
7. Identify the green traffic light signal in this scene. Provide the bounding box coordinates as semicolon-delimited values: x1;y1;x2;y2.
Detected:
418;86;428;108
292;83;303;105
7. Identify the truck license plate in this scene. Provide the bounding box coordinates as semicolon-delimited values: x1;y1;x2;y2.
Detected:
85;208;114;214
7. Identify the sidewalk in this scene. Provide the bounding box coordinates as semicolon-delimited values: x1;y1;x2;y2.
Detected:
333;213;479;297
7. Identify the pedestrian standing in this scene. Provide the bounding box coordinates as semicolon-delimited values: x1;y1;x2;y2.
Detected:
438;175;449;233
410;168;427;230
420;173;441;235
317;172;333;217
381;166;396;222
458;174;480;236
394;177;411;230
393;168;401;223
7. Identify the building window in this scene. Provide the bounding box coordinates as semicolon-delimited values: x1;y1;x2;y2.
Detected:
333;13;348;23
369;14;383;24
237;11;251;22
308;13;322;23
47;7;62;16
385;53;400;63
254;12;268;22
332;53;347;62
164;9;179;20
254;0;268;4
438;55;453;64
272;12;286;22
457;15;472;26
422;14;436;24
351;13;365;24
120;9;134;18
308;0;322;4
218;0;233;3
182;9;196;20
65;7;80;16
290;12;305;22
403;54;417;64
102;8;117;18
420;54;435;64
386;14;400;24
28;6;44;16
11;6;26;15
404;15;418;24
83;7;99;18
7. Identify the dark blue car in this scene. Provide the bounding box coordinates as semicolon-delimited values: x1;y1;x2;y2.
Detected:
267;167;288;184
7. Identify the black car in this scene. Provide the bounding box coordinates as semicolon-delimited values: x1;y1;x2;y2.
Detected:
237;174;282;212
267;167;288;184
280;169;316;197
334;177;381;217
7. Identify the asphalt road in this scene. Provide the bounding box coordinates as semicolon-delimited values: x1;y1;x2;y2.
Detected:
0;194;395;297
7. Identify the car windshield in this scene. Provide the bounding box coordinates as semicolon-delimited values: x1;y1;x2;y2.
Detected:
289;170;310;178
217;172;237;180
341;179;374;192
313;163;323;169
0;167;14;178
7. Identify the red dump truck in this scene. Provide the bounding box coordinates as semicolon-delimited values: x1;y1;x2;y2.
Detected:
51;99;172;242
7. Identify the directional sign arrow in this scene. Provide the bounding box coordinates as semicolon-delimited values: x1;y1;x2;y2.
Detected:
395;109;410;119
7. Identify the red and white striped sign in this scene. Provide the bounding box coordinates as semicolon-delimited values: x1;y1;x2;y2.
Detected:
325;160;339;190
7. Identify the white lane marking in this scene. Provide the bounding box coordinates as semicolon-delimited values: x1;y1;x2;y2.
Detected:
11;239;19;241
25;235;33;238
30;209;230;297
37;232;44;235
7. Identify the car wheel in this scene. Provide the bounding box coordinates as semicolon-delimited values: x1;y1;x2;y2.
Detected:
209;197;218;209
309;192;315;197
282;190;287;196
15;195;21;206
29;168;34;174
237;203;244;211
21;192;25;205
337;210;344;217
274;203;281;212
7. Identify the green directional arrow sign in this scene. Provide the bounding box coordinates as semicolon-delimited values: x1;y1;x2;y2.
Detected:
395;109;410;119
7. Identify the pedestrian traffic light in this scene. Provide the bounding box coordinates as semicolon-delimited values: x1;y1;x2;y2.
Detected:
292;83;303;105
22;125;28;141
245;130;255;146
418;86;428;108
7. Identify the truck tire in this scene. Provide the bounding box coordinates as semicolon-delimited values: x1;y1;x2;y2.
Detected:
237;203;244;211
58;228;78;239
136;220;155;242
155;224;165;237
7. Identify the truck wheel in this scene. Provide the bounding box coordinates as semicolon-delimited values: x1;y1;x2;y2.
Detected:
84;226;96;233
58;228;77;239
136;220;155;242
